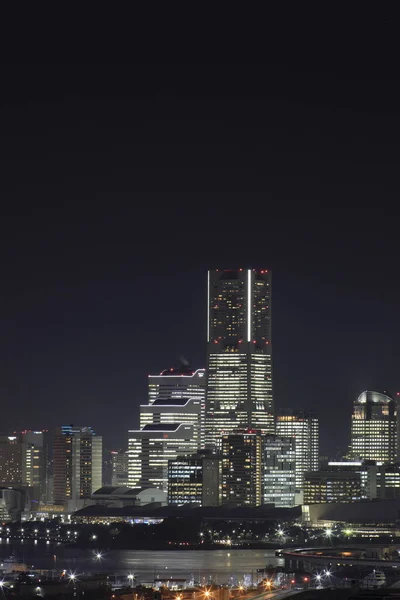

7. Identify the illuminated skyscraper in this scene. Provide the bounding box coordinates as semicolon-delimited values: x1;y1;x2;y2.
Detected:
128;424;197;491
205;269;273;450
351;390;397;463
53;426;102;511
276;410;319;491
263;435;296;507
221;430;263;506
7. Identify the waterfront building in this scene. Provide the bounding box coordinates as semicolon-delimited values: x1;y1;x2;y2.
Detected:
263;435;296;507
351;390;397;463
140;396;203;449
53;425;102;511
276;410;319;491
128;423;198;492
0;431;49;503
205;269;274;451
327;461;378;500
111;449;129;487
148;364;206;406
168;452;221;506
304;470;362;504
221;430;263;506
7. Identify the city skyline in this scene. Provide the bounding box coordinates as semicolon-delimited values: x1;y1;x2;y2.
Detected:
2;64;400;458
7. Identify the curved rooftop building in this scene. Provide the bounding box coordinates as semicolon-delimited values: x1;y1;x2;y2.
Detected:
351;390;397;463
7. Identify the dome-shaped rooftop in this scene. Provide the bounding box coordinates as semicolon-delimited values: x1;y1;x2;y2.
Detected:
356;390;394;404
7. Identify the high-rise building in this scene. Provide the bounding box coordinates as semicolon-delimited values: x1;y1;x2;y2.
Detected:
351;390;397;463
111;449;129;487
140;396;203;449
148;364;206;405
221;430;263;506
0;436;23;485
53;426;102;511
128;424;198;492
168;452;221;506
205;269;273;450
263;435;296;507
0;431;49;503
276;410;319;491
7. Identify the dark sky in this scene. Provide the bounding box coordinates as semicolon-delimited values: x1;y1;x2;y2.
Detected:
1;62;400;456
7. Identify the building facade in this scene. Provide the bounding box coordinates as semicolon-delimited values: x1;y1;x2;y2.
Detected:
276;410;319;491
53;426;102;510
148;365;206;405
221;430;263;506
128;423;198;492
263;435;296;507
205;269;274;450
167;452;220;506
351;390;397;463
327;461;378;500
140;396;203;450
111;449;129;487
304;470;362;504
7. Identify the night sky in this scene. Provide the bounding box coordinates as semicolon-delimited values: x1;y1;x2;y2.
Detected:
1;62;400;456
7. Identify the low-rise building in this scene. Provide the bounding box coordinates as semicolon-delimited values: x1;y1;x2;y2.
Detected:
304;470;362;504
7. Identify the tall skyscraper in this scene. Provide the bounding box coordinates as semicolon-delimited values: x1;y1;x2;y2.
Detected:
148;365;206;405
276;410;319;491
221;430;263;506
128;423;197;491
351;390;397;463
205;269;273;450
263;435;296;507
53;426;102;511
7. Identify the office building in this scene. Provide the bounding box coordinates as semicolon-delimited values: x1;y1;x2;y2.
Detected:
205;269;273;450
20;430;49;503
53;426;102;511
148;364;206;405
111;449;129;487
304;470;362;504
263;435;296;507
377;464;400;499
351;390;397;463
276;410;319;491
221;430;262;506
0;435;23;484
328;461;378;500
140;396;203;449
168;452;221;506
128;423;198;492
0;432;48;500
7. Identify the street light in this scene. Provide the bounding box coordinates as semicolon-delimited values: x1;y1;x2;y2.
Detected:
95;552;103;560
127;574;135;585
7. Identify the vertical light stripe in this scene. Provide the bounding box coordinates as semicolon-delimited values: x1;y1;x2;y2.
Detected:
207;270;210;342
247;269;251;341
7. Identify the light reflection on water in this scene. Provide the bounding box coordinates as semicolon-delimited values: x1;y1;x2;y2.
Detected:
0;543;283;583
